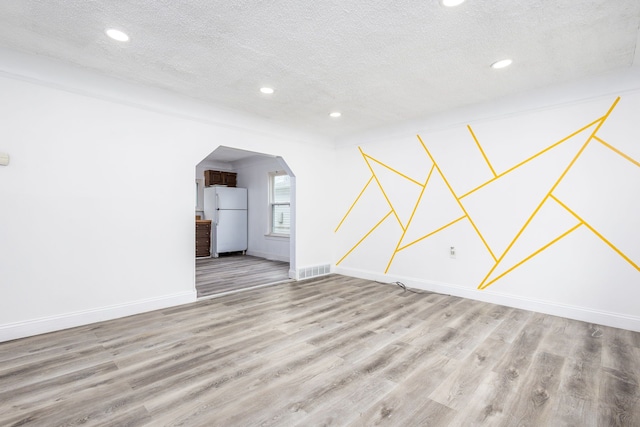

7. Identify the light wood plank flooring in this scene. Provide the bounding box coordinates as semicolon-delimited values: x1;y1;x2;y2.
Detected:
1;275;639;426
196;254;290;297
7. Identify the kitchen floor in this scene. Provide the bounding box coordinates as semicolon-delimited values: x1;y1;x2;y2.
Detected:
195;254;290;298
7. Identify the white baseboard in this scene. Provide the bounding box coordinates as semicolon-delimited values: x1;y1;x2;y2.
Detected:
0;290;197;343
245;250;290;263
335;266;640;332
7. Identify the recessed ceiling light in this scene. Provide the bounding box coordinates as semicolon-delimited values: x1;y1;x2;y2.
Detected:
105;29;129;42
442;0;465;7
491;59;513;69
329;112;342;118
260;87;274;94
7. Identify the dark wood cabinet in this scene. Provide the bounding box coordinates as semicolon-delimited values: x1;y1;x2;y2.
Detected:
204;170;237;187
196;220;212;257
223;172;237;187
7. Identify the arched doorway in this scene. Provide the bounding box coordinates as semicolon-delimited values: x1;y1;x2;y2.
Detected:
194;146;295;298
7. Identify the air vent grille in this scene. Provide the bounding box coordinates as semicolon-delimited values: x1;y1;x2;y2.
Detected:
298;264;331;279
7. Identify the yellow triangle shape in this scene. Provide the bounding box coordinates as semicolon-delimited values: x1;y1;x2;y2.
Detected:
401;168;466;248
480;197;581;289
366;155;424;228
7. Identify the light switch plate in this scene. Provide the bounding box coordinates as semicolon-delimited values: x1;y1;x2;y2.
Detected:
0;152;9;166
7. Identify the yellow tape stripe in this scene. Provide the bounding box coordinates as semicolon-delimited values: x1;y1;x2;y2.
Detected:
550;195;640;272
477;97;620;289
334;175;374;233
364;154;424;187
594;136;640;168
398;215;467;251
359;147;405;230
478;223;583;290
591;97;620;135
459;117;603;199
468;125;497;178
384;164;435;273
417;134;497;261
335;210;394;266
543;97;618;198
477;194;551;288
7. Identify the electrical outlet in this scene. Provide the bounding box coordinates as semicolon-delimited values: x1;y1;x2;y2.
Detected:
450;246;456;259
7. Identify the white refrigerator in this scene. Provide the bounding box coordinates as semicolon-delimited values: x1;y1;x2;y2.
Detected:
203;187;248;257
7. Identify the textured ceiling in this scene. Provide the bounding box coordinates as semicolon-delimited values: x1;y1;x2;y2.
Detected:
0;0;638;139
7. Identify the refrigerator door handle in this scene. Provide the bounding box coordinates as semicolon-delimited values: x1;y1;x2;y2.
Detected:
215;194;220;225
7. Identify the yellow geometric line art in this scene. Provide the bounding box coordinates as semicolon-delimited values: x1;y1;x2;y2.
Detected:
477;97;621;289
335;175;375;233
363;154;425;187
459;117;603;200
594;135;640;168
479;222;584;290
335;97;635;287
359;147;405;231
384;164;435;273
468;125;497;178
398;215;467;252
335;210;395;266
417;134;498;262
550;194;640;272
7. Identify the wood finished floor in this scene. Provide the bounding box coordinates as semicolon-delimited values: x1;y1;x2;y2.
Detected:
196;254;290;297
1;275;639;426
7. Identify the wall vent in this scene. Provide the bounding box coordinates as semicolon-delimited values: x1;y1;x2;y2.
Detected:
298;264;331;279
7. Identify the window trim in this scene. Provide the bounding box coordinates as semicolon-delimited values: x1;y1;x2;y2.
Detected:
267;171;290;237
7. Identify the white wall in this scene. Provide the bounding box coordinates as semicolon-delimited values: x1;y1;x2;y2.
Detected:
234;156;290;262
0;48;336;341
334;66;640;331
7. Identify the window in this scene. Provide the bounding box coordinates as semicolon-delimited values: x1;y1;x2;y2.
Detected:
269;172;290;236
